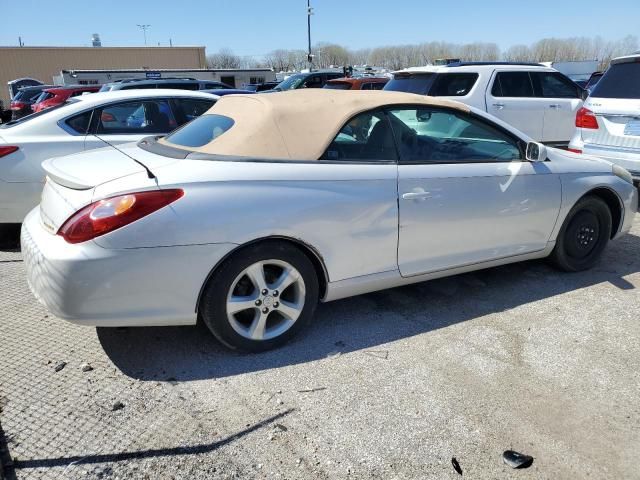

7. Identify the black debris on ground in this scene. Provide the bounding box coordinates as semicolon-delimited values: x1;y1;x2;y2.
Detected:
503;450;534;469
452;456;462;475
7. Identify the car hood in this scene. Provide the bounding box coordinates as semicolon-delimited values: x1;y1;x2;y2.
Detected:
42;141;178;190
546;146;614;173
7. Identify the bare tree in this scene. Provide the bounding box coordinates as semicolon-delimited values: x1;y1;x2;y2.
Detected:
314;43;350;68
504;44;532;62
237;34;638;74
206;48;242;69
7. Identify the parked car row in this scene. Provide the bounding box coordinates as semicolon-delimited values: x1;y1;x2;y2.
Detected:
98;77;232;92
3;55;639;352
9;84;57;119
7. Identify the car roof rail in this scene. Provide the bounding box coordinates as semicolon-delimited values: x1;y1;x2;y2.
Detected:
445;61;544;67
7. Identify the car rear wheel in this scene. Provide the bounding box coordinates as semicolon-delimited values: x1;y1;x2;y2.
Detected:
199;242;319;352
550;196;612;272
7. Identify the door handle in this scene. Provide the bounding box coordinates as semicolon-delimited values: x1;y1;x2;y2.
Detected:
402;191;432;201
493;103;505;110
549;104;561;109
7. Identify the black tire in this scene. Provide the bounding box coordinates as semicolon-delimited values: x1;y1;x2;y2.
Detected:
550;195;612;272
199;241;319;352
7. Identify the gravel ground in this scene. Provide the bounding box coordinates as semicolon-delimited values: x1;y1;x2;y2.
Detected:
1;221;639;480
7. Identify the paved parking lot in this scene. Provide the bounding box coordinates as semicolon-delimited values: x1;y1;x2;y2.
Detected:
1;221;639;480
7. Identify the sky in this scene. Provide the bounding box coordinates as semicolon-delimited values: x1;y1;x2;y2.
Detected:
2;0;639;58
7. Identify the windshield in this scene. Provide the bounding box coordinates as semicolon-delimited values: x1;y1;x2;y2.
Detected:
275;74;306;91
384;73;436;95
591;62;640;99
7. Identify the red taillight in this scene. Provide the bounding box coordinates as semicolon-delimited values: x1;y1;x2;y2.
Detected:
0;146;19;158
10;101;26;110
567;148;582;154
576;107;599;129
58;189;184;244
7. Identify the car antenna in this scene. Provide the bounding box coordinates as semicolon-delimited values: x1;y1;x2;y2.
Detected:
91;133;156;180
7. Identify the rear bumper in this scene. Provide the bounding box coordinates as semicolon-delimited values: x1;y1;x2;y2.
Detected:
569;138;640;179
21;208;237;327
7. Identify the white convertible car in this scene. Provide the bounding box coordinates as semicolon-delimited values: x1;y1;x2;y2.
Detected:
22;90;637;351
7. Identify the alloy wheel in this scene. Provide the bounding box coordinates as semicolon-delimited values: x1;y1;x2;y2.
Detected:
226;259;306;341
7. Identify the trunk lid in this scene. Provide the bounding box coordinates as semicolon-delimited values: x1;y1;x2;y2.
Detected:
581;98;640;153
39;141;177;233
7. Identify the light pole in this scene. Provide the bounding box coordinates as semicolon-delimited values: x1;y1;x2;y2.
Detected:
307;0;313;71
137;24;151;46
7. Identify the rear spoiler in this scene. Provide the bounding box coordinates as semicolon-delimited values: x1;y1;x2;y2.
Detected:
41;158;94;190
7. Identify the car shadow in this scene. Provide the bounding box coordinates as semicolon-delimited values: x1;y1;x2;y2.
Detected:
98;231;640;382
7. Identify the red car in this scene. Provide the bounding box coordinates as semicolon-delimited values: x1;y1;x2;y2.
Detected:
323;76;389;91
31;85;100;113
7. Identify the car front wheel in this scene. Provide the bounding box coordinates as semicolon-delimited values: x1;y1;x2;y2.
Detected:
200;241;319;352
550;195;612;272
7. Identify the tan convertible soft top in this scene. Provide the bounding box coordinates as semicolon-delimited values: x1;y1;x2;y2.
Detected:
161;89;470;160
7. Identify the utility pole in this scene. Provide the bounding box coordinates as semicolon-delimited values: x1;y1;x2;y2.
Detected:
18;36;23;47
307;0;313;71
137;24;151;46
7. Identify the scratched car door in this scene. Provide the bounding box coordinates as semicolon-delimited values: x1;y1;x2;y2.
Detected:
390;106;561;277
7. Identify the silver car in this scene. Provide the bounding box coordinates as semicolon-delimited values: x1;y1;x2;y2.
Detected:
22;90;638;351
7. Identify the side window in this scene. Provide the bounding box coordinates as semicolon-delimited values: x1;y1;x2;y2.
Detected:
204;83;224;90
532;72;580;98
304;75;323;88
491;72;534;97
387;107;522;164
320;110;397;162
163;83;200;91
429;73;479;96
96;100;177;134
64;110;93;134
172;98;216;126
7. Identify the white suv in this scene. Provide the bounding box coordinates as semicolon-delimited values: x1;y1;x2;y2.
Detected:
385;62;586;146
568;54;640;181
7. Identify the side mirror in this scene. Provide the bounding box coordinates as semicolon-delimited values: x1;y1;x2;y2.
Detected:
525;142;547;162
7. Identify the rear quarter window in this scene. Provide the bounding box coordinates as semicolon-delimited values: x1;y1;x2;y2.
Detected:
164;114;234;148
384;73;436;95
429;73;479;96
64;110;93;134
591;62;640;99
